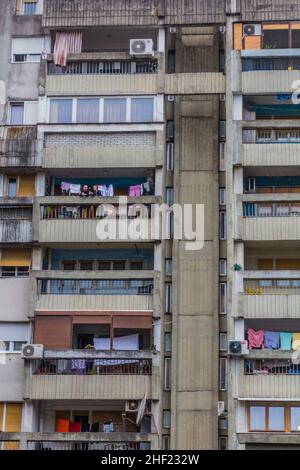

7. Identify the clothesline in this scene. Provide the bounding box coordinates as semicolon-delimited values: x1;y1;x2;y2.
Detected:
247;328;298;350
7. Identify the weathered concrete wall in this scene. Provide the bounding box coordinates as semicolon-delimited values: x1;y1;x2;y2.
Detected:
171;95;219;450
0;0;13;124
0;354;25;401
0;278;31;321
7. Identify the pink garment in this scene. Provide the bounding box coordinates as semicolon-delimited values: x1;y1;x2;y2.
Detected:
247;329;265;350
129;185;142;197
53;32;82;67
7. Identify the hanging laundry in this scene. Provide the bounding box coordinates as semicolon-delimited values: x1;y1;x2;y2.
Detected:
99;184;114;196
280;332;293;351
264;331;280;349
69;183;81;195
143;181;151;193
69;422;81;432
293;333;300;350
247;329;264;350
128;185;142;197
61;181;70;194
53;32;82;67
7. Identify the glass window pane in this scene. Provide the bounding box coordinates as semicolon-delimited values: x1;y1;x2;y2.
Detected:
50;99;72;124
269;407;285;431
24;3;37;14
249;406;266;431
8;178;17;198
13;341;26;351
76;99;99;123
291;407;300;431
11;104;24;125
0;341;10;351
131;98;153;122
103;98;126;123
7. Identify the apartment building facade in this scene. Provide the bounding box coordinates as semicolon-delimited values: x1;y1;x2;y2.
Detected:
0;0;300;451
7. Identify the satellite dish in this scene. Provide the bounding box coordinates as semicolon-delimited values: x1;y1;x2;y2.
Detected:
136;394;147;425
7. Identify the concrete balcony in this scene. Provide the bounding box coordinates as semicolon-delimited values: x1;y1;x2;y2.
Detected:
0;432;158;450
0;126;41;168
242;70;300;94
25;350;159;401
237;121;300;167
33;270;159;313
236;361;300;400
238;270;300;319
35;196;161;243
236;195;300;241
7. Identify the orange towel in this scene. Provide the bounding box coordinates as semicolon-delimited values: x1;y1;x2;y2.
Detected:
56;419;70;433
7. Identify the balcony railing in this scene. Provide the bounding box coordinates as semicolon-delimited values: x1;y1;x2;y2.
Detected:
40;204;152;220
32;358;152;375
242;57;300;72
38;278;154;295
0;432;154;450
243;203;300;217
245;359;300;375
244;279;300;295
0;206;32;220
243;129;300;144
47;60;158;76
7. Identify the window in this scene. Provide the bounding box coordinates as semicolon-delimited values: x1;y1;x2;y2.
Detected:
50;99;72;123
104;98;126;123
131;98;154;122
219;120;226;139
165;283;172;314
11;37;45;63
10;103;24;125
219;188;226;205
98;261;111;271
168;50;175;73
167;120;174;140
249;406;266;431
219;282;227;314
219;333;227;352
263;28;289;49
219;142;226;171
166;187;174;206
269;407;285;431
0;324;28;353
163;410;171;429
63;261;76;271
76;99;99;123
162;435;170;450
23;2;37;15
80;261;94;271
130;261;143;270
165;259;173;276
164;358;171;390
164;332;172;352
113;261;126;270
218;436;227;450
219;357;227;391
167;143;174;171
219;211;227;240
291;407;300;431
8;178;17;198
219;259;227;276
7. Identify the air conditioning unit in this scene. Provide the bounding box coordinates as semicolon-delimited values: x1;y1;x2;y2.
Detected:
218;401;225;416
167;95;175;102
130;39;154;57
21;344;44;359
220;94;226;102
243;24;262;37
169;27;176;34
125;400;140;413
228;340;249;356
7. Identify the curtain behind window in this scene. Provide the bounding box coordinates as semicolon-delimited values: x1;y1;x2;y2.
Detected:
104;98;126;123
11;105;24;125
77;99;99;123
131;98;153;122
50;99;72;123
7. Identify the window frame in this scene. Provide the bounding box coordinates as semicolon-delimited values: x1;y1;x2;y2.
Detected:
247;403;300;433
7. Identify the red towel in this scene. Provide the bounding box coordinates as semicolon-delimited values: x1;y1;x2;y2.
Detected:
248;329;264;350
69;422;81;432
